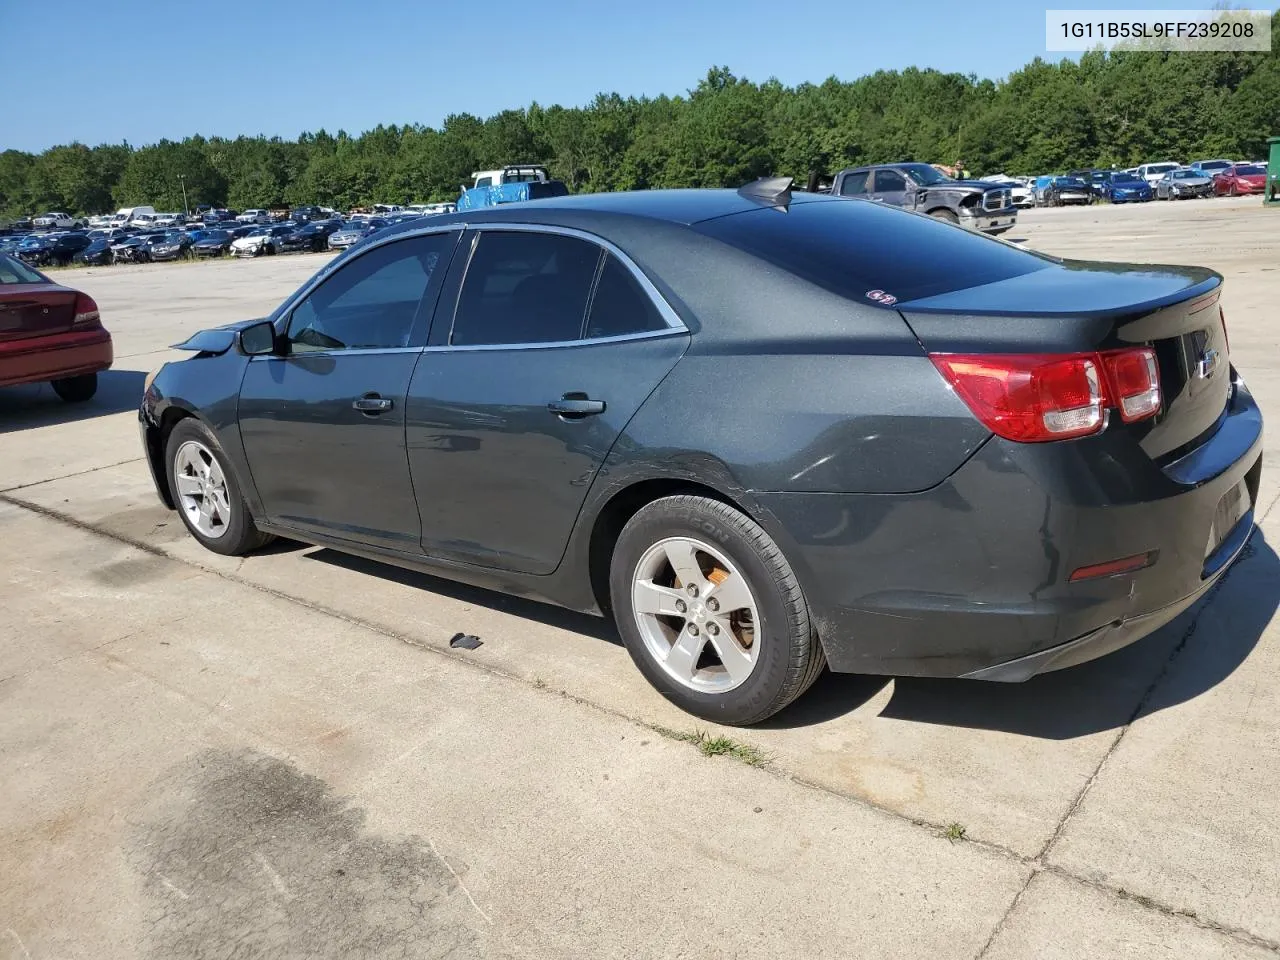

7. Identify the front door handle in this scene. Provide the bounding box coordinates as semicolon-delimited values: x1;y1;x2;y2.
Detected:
548;394;606;418
353;394;393;414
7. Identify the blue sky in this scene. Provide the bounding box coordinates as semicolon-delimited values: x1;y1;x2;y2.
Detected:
7;0;1245;152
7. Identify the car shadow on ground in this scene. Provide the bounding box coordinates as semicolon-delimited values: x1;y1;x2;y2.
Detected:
0;369;146;434
301;547;622;644
764;532;1278;738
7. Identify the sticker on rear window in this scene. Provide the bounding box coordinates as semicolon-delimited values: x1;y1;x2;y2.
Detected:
865;289;897;305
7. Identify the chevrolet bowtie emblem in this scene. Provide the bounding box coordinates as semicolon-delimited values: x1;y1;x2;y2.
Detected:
1196;347;1221;379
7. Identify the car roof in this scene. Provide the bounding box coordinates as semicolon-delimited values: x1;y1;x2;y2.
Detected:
388;188;832;235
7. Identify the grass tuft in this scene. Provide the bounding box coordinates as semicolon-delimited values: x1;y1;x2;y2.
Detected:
651;726;769;766
944;822;967;843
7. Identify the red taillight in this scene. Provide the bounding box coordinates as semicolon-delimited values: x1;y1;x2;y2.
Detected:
931;347;1162;443
930;353;1104;441
1099;347;1160;422
72;292;100;328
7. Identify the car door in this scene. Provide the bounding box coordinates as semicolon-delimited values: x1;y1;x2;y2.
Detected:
405;226;690;575
237;229;460;551
869;168;911;209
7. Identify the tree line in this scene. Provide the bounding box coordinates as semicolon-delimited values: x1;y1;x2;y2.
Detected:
2;29;1277;218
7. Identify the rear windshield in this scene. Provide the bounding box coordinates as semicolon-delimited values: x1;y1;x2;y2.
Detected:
0;254;43;284
694;197;1052;305
1234;164;1266;175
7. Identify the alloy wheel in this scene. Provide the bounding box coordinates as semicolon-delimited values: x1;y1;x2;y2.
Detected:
173;440;232;539
631;537;761;693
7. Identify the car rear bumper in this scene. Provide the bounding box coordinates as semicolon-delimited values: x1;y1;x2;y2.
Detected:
0;327;113;387
756;375;1263;679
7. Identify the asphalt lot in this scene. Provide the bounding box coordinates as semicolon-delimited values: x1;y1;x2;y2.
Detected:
2;197;1278;959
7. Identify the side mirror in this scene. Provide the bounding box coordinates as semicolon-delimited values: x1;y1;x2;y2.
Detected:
239;319;278;356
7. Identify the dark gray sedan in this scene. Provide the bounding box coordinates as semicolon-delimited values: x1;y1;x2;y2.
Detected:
1156;169;1214;199
138;184;1261;724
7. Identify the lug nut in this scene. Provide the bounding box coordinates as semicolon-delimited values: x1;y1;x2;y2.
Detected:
675;599;687;613
686;584;699;597
706;598;719;612
706;622;719;636
687;624;699;636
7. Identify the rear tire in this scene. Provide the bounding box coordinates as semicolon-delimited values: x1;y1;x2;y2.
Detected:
609;495;825;726
51;373;97;403
164;418;274;556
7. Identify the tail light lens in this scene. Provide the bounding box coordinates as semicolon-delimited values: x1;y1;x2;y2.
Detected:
72;292;100;328
1100;348;1160;422
931;347;1161;443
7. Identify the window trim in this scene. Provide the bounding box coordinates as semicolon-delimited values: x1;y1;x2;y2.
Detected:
438;222;687;352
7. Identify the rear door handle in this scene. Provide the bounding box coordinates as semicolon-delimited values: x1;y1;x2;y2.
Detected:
548;395;606;418
353;394;393;413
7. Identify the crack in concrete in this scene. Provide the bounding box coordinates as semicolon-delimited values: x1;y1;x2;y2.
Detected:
0;456;145;494
4;493;1277;956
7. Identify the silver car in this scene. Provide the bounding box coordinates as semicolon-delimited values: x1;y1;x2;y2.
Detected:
1156;169;1214;200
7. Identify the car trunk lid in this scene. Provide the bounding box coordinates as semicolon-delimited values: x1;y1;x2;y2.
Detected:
0;283;80;342
899;261;1230;459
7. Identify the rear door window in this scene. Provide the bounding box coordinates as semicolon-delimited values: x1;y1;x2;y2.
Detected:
585;254;668;339
450;231;601;345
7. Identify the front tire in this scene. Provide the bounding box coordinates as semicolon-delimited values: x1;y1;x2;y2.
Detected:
51;373;97;402
928;208;959;225
164;418;274;556
609;495;825;726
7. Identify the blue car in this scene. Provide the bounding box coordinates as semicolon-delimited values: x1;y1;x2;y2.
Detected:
1105;171;1154;203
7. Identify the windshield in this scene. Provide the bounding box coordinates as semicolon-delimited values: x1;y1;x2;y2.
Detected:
894;163;951;185
1173;170;1198;179
1055;177;1086;187
202;230;229;240
1233;164;1266;175
1112;173;1143;184
1147;164;1178;174
1197;161;1232;171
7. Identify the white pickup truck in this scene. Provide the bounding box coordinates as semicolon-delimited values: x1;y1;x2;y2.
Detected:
33;212;82;230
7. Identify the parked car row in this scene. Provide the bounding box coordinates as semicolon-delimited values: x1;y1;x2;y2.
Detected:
0;209;444;268
1010;159;1268;207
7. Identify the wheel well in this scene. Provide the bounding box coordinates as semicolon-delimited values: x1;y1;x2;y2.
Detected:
586;478;749;617
145;407;196;508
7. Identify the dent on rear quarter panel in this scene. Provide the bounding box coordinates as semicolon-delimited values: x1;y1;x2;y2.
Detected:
620;352;987;493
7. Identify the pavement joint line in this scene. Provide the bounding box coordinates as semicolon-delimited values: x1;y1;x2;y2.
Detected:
1038;863;1280;955
5;492;1279;953
1260;487;1280;523
1033;536;1255;865
971;867;1040;959
0;457;145;495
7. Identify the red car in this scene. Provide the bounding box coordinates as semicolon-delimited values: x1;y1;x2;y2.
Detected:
0;254;112;402
1213;163;1268;196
